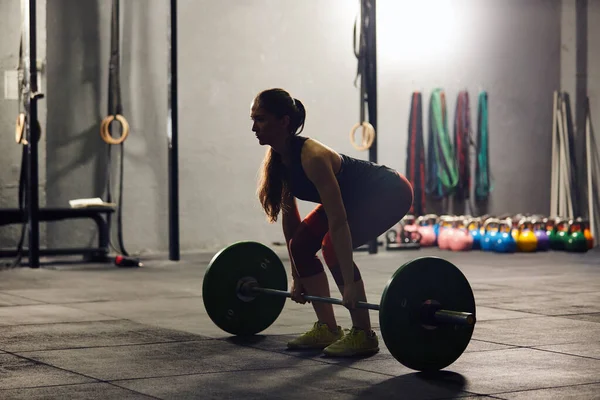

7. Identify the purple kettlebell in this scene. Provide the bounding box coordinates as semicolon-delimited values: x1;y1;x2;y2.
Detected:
533;219;550;251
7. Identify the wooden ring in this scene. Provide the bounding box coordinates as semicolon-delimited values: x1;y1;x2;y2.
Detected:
349;121;375;151
100;114;130;145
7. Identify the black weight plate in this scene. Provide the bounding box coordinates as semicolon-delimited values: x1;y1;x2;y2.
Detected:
202;241;287;336
379;257;476;372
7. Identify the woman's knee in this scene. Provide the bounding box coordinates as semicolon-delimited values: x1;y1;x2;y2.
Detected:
289;234;324;278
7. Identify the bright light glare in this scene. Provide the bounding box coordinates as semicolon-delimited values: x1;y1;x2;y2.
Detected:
378;0;460;66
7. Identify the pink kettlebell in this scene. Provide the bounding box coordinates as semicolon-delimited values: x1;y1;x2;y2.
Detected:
437;216;455;250
449;218;474;251
417;215;436;246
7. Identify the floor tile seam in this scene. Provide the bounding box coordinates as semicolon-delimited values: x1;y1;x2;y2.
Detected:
476;290;600;300
471;341;600;353
530;339;600;347
526;347;600;361
107;363;382;383
473;306;578;318
333;382;481;398
484;380;600;397
0;379;163;399
0;318;126;328
54;295;203;305
9;338;216;354
0;350;108;386
0;294;202;307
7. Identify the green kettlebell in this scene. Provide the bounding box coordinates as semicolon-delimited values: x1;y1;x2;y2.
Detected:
553;218;569;251
566;219;588;253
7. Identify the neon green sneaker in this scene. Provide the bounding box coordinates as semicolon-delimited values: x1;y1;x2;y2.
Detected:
287;321;344;350
322;327;379;357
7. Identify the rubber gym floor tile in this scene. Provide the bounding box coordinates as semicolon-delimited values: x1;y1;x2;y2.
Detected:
0;292;44;306
477;291;600;316
471;316;600;347
533;341;600;360
114;364;473;400
0;352;95;390
2;281;202;304
0;320;209;353
495;382;600;399
430;347;600;395
0;304;119;326
473;306;543;321
0;382;156;399
19;340;324;381
115;372;358;400
327;347;600;395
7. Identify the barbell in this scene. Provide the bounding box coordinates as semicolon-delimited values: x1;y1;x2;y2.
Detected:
202;241;477;372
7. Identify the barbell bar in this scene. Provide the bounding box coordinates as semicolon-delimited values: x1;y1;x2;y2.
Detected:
202;241;477;372
241;282;476;326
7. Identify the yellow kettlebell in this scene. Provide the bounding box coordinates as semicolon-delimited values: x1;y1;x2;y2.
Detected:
516;217;538;252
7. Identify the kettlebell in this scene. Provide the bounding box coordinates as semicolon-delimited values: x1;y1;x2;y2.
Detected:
416;215;436;247
481;218;500;251
437;216;455;250
553;218;570;251
467;218;483;250
566;219;588;253
493;219;516;253
532;219;550;251
582;219;594;249
544;217;557;248
449;218;474;251
516;218;538;252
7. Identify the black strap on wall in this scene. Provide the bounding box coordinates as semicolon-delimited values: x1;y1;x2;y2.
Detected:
353;0;378;254
406;91;426;216
104;0;129;257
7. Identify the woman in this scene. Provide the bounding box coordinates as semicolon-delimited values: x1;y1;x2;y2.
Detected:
252;88;413;357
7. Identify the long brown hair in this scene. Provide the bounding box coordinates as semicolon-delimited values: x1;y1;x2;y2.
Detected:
255;89;306;223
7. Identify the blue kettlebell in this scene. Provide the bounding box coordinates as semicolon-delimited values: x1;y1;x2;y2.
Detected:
468;218;483;250
481;218;499;251
494;219;517;253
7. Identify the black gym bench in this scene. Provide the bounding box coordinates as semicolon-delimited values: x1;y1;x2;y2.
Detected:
0;207;113;262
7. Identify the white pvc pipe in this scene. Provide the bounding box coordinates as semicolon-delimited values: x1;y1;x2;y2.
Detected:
560;98;574;218
586;106;595;243
556;102;567;218
550;91;559;216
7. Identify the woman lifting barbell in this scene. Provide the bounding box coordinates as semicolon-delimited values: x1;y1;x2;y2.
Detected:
251;88;413;357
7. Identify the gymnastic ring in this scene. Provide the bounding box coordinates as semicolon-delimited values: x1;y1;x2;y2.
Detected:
15;113;26;144
100;114;130;145
349;121;375;151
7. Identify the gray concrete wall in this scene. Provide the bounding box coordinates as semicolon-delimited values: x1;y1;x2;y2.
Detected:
3;0;562;254
0;0;47;249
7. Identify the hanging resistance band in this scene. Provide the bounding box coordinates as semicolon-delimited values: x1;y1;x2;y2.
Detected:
406;91;426;216
426;89;458;200
101;0;130;257
453;91;472;201
475;91;492;201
